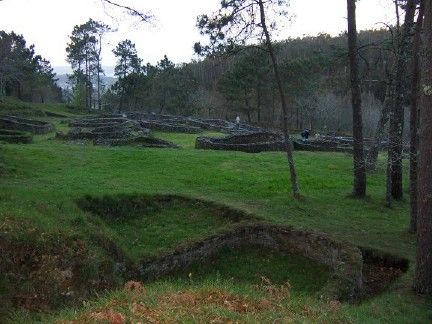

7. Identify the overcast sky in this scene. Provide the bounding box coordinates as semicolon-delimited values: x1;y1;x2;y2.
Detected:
0;0;396;72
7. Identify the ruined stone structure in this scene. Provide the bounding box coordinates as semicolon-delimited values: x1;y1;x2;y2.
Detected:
128;113;264;135
0;115;54;134
196;132;285;153
0;129;32;144
77;193;408;302
195;132;380;154
138;223;363;301
58;116;178;148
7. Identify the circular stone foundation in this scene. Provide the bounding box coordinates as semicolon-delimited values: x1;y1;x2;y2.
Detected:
77;194;365;301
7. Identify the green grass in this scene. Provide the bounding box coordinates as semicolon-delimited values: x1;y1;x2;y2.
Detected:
171;247;330;296
0;132;413;258
91;199;241;260
154;131;224;149
0;102;431;323
0;96;82;117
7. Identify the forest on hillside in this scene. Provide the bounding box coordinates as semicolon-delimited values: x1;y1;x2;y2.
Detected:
0;22;410;138
65;27;395;137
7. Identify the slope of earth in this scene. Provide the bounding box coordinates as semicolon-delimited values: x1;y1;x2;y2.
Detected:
0;100;430;322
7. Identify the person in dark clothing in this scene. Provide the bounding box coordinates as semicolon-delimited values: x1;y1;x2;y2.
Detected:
301;129;310;140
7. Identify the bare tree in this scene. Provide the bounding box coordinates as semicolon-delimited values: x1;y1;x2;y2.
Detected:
387;0;416;200
414;0;432;295
347;0;366;197
196;0;300;197
366;80;393;171
100;0;153;22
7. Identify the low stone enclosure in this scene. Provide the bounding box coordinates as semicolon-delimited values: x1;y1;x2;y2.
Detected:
293;139;356;153
140;120;203;134
0;129;33;144
196;132;285;153
0;194;409;315
138;223;363;300
57;116;179;148
137;224;408;302
78;193;408;302
293;134;386;153
0;115;54;134
128;112;264;135
196;132;383;154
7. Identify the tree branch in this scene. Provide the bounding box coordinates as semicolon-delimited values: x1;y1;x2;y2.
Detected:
100;0;153;22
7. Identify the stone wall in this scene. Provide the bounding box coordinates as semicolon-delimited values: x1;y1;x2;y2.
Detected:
68;117;128;128
94;136;179;148
138;224;363;301
293;140;354;154
140;121;203;134
0;129;32;144
196;133;285;153
0;115;54;134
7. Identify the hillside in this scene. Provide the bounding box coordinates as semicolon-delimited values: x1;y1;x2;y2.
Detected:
0;100;430;323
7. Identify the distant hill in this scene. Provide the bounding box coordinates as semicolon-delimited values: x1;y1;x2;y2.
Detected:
55;74;117;90
53;66;117;90
54;66;115;76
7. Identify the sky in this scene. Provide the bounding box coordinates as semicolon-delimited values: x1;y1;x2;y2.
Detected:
0;0;396;74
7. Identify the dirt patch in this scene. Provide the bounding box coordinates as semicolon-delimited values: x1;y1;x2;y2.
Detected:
362;263;404;298
64;288;267;324
0;219;119;317
158;288;269;314
358;247;408;300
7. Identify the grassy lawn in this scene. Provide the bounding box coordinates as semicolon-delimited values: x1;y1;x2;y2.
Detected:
0;107;431;323
77;195;246;260
0;97;87;118
1;131;414;257
170;247;331;296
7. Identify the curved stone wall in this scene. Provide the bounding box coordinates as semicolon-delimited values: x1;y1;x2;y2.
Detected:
138;223;363;301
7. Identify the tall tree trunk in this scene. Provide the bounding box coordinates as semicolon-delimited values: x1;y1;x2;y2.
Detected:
85;57;89;112
415;0;432;295
0;76;5;100
256;85;262;123
245;91;252;123
366;81;393;170
409;0;424;234
347;0;366;197
258;0;300;197
271;90;276;126
97;35;102;110
388;0;416;200
386;155;393;207
16;81;22;100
